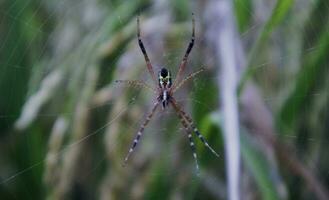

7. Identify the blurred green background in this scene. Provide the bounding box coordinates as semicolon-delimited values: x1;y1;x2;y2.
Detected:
0;0;329;199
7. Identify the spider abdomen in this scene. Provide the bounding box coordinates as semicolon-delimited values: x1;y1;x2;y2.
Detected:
158;89;171;109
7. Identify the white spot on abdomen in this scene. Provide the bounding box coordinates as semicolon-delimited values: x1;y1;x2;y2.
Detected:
163;91;167;101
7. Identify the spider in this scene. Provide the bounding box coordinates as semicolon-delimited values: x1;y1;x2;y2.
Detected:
116;14;219;172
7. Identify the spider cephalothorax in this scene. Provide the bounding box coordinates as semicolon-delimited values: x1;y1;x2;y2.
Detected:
158;68;172;89
158;68;172;109
117;14;219;173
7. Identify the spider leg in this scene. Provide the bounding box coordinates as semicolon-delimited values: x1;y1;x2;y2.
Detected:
172;67;204;93
123;101;160;166
172;102;200;173
115;80;156;92
170;98;220;158
137;16;157;84
171;13;195;90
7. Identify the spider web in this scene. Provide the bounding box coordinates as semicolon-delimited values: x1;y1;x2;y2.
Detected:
0;0;329;199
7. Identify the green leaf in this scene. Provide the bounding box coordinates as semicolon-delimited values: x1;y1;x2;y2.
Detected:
207;113;281;200
241;131;280;200
278;24;329;132
238;0;295;95
234;0;252;32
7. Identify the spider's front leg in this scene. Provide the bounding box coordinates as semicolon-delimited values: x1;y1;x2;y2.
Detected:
171;13;195;90
137;16;157;84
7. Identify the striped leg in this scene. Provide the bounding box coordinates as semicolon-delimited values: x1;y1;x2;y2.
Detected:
115;80;155;92
171;13;195;89
173;104;200;173
123;102;159;166
171;98;220;158
137;17;157;84
190;123;220;157
172;67;205;93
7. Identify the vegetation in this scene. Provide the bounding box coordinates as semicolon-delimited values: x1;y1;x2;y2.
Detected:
0;0;328;199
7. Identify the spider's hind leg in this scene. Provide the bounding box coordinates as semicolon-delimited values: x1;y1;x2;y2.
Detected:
171;98;220;158
123;102;159;166
172;102;200;173
190;124;220;157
